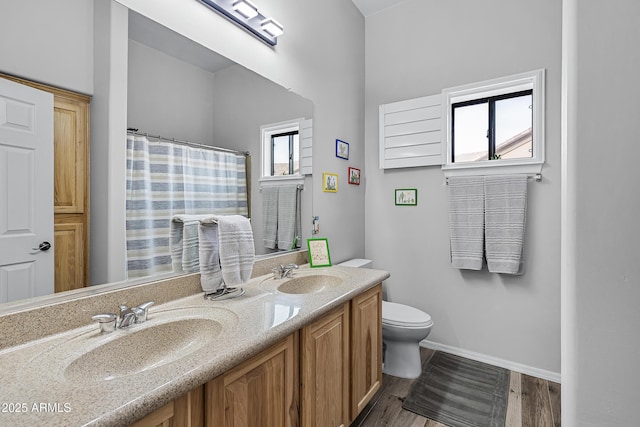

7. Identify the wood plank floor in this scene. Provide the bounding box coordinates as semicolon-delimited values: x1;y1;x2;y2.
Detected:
351;348;561;427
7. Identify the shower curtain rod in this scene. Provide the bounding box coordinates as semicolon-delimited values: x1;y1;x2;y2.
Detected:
127;128;250;156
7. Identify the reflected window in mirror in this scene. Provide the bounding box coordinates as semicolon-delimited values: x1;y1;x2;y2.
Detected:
261;120;302;179
271;131;299;176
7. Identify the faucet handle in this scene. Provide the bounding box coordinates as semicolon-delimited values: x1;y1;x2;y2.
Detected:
91;313;117;334
135;301;155;323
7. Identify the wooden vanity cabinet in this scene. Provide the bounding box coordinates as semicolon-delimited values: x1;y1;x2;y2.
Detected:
350;284;383;421
205;333;299;427
131;284;382;427
299;283;383;426
300;303;351;427
130;385;204;427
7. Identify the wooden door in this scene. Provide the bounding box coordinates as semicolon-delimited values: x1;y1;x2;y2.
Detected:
301;303;350;427
350;284;383;421
52;93;89;292
0;77;54;302
130;385;204;427
206;334;299;427
0;73;91;294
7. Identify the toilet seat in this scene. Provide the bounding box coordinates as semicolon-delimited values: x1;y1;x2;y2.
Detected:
382;301;433;328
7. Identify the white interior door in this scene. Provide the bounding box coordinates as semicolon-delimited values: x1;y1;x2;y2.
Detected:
0;78;54;303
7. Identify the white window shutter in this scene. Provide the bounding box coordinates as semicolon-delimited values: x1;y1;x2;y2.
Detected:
299;118;312;175
379;94;443;169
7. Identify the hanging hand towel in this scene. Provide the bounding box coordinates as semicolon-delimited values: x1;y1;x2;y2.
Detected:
262;187;278;249
484;175;527;275
277;185;300;250
215;215;255;286
198;215;223;293
171;214;212;273
447;176;485;270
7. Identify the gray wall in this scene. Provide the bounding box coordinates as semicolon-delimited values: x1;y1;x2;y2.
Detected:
564;0;640;424
0;0;93;94
364;0;562;377
127;40;216;144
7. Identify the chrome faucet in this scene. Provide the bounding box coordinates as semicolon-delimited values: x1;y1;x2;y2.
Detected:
118;305;142;328
92;301;155;333
272;263;298;279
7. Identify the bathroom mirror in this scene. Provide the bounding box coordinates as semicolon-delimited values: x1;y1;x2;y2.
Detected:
0;5;313;310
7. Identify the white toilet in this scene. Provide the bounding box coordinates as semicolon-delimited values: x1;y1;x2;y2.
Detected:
338;259;433;379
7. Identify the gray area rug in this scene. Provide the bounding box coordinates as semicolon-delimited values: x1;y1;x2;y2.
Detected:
402;351;510;427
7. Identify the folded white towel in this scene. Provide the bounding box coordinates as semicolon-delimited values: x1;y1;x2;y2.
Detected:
262;187;278;249
171;214;212;273
217;215;255;286
198;220;223;292
277;185;299;250
447;176;485;270
484;175;527;274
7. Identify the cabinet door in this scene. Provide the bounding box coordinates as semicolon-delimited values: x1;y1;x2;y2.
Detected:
301;303;350;427
54;221;84;293
350;284;383;421
130;385;204;427
53;96;88;215
206;333;299;427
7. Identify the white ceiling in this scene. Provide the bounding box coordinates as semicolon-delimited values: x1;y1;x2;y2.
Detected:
351;0;409;17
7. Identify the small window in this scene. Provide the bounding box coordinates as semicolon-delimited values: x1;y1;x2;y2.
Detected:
261;120;302;179
271;131;299;176
452;90;533;163
443;69;545;176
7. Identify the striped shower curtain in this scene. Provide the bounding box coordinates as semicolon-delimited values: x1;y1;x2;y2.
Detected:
125;135;248;279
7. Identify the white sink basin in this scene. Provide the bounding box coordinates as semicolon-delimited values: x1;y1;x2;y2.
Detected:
276;275;343;294
64;318;221;382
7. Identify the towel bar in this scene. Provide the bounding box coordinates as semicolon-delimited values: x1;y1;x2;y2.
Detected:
445;173;541;185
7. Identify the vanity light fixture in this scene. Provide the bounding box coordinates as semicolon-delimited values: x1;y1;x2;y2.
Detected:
261;18;284;37
232;0;258;19
198;0;284;46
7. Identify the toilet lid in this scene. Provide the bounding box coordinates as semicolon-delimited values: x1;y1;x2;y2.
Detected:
382;301;433;328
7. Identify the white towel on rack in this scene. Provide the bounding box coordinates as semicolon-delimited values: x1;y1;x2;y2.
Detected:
484;175;527;275
447;176;485;270
277;185;299;250
262;187;278;249
198;217;222;292
215;215;255;286
170;214;212;273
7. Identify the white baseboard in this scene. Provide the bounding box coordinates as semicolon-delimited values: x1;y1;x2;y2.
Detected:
419;339;561;383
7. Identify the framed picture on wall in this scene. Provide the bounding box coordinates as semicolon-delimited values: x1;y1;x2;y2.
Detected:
323;172;338;192
307;238;332;267
395;188;417;206
336;139;349;160
348;167;361;185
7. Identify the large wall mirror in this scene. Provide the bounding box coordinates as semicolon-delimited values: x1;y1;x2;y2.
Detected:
0;4;313;311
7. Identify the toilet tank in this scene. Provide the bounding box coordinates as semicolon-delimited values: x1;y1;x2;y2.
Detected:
338;259;372;269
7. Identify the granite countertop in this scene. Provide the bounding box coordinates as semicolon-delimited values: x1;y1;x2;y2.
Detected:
0;265;389;426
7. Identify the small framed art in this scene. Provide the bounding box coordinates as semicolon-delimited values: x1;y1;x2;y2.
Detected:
336;139;349;160
307;238;332;267
395;188;417;206
323;172;338;192
348;167;361;185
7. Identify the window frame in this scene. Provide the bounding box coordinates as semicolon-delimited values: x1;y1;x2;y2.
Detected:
260;119;304;184
442;69;545;177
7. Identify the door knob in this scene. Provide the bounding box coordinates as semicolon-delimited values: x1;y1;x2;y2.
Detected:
30;241;51;254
